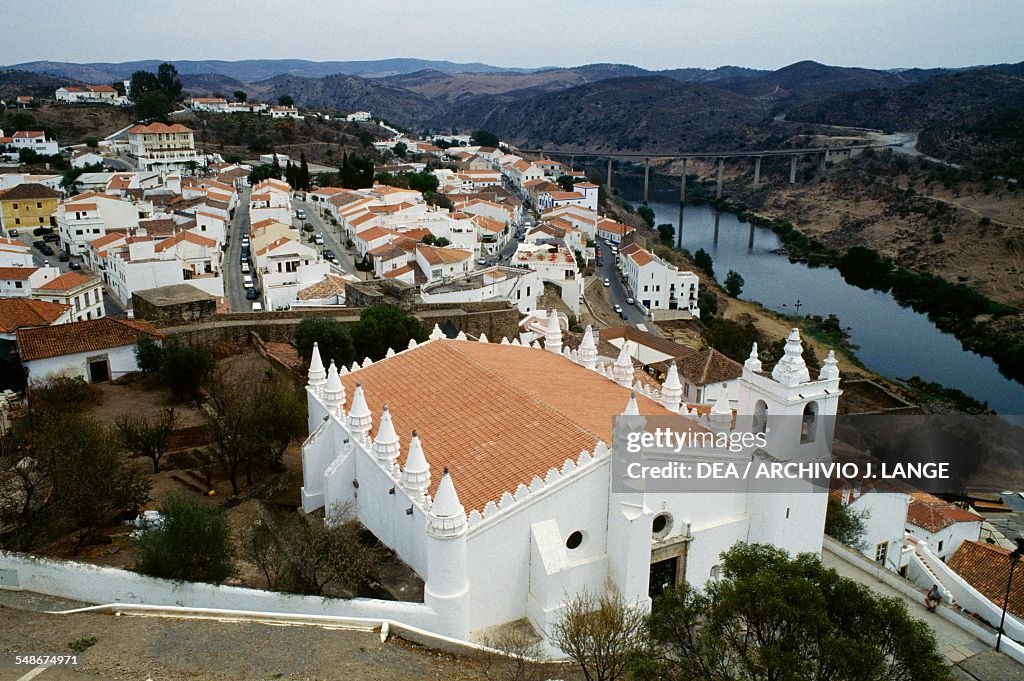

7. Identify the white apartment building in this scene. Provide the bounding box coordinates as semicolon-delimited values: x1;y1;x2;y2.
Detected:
0;266;60;298
127;123;198;172
619;244;700;318
33;271;105;322
511;242;582;314
6;131;60;156
249;178;292;226
56;193;142;256
55;85;121;104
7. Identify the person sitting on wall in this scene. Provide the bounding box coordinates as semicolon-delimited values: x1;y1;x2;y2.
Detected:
925;585;943;612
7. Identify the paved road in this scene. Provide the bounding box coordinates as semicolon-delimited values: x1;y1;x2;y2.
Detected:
293;196;360;278
595;244;646;326
223;187;251;312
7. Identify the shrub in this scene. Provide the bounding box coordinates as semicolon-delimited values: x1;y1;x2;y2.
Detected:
136;494;234;583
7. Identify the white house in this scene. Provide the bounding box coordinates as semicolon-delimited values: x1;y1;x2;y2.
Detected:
104;237;188;308
56;193;142;256
299;325;840;648
619;243;700;318
71;151;105;169
511;242;581;314
249;178;292;226
829;479;911;572
190;97;228;112
346;111;372;122
905;492;984;563
415;244;474;283
267;106;301;119
18;317;162;384
6;131;59;157
0;238;34;268
419;266;543;314
254;237;322;310
596;217;634;245
32;271;105;322
0;266;60;298
55;85;120;104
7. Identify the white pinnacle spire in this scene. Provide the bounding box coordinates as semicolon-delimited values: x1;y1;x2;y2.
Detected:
307;342;326;392
372;404;401;468
544;309;562;354
771;329;810;386
428;468;467;538
612;342;634;388
323;361;344;414
401;430;431;503
819;350;841;381
623;390;640;416
347;383;373;443
744;342;763;373
660;362;683;413
478;332;488;343
578;325;597;369
708;390;732;431
429;323;445;341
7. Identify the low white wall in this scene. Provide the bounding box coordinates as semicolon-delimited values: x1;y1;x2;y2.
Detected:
0;551;440;631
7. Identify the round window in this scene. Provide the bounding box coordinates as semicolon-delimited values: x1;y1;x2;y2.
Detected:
566;530;584;550
652;513;673;539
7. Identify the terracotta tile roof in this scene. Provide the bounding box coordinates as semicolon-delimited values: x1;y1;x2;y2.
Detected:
17;318;162;362
417;244;471;266
297;274;348;301
12;131;45;139
256;236;296;256
350;213;378;228
677;348;743;386
0;267;39;281
36;271;99;292
381;264;412;280
948;540;1024;619
88;232;125;250
907;493;984;533
138;218;177;237
0;298;69;333
251;218;287;230
153;230;217;252
340;340;697;512
0;238;30;250
625;247;654;266
128;123;193;134
0;183;62;201
355;226;395;241
472;215;504;234
597;218;633;236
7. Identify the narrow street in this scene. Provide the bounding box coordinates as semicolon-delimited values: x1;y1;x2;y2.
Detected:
292;196;361;278
223;187;250;312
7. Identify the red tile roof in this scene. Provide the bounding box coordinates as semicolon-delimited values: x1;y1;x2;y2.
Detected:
0;298;69;333
0;183;62;201
907;493;984;533
0;267;38;280
948;540;1024;619
128;123;193;134
17;318;162;361
36;271;99;292
340;340;696;512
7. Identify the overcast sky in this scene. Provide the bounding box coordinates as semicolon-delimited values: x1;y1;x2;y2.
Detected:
3;1;1022;71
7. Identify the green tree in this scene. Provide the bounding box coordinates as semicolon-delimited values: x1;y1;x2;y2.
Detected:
84;136;98;149
128;70;160;103
135;90;173;120
825;497;870;551
393;141;407;158
556;174;574;192
634;543;952;681
471;129;500;148
693;248;714;277
298;152;311;191
156;63;183;101
136;494;234;583
350;304;427;361
116;409;176;473
233;90;247;103
159;341;215;400
637;205;655;228
277;95;294;107
248;163;278;185
434;237;451;247
724;270;745;297
656;223;674;245
294;316;354;369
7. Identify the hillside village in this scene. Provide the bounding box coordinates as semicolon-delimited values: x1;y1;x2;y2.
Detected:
0;56;1023;680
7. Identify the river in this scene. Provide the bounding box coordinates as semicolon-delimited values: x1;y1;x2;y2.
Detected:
615;176;1024;414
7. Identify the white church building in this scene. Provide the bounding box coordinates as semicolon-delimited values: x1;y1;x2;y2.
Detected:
300;315;842;648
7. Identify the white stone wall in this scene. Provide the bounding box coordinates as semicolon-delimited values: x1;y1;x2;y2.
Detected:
24;344;140;383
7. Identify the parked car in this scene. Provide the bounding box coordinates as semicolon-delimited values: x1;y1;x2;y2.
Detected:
304;222;314;231
241;261;250;273
58;251;69;262
295;209;306;220
32;240;46;249
243;275;253;289
314;233;325;245
251;302;264;312
32;227;53;236
603;278;610;287
7;229;18;237
42;233;59;243
40;245;54;256
619;310;628;320
323;249;336;262
69;262;82;270
613;304;622;313
626;297;635;305
245;287;259;300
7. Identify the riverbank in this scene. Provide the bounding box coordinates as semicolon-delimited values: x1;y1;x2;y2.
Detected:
601;183;1013;413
